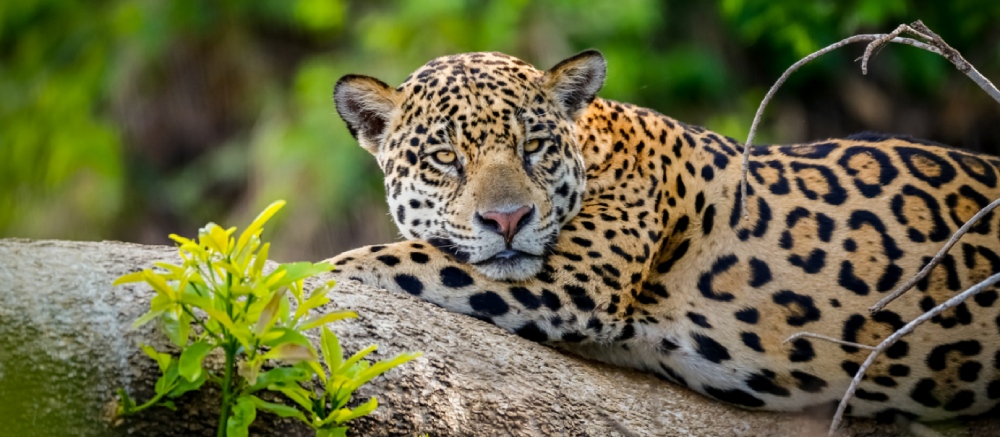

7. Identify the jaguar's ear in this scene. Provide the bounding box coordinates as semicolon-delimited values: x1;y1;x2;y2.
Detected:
334;74;400;154
543;50;607;120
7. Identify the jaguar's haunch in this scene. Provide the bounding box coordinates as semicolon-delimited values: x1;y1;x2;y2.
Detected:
329;50;1000;422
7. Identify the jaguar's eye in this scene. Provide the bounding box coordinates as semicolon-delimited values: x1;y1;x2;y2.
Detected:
524;139;544;154
432;150;457;165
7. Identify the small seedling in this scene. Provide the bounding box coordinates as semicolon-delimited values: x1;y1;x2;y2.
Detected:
115;200;420;437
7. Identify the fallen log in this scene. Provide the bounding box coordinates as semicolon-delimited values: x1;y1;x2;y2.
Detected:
1;239;995;436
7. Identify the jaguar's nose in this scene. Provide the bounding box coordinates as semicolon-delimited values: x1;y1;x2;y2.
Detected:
475;205;534;243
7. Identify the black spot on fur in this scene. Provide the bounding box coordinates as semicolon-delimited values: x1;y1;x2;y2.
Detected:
564;284;596;311
540;289;561;310
842;360;860;377
873;376;897;387
949;151;997;188
409;252;429;264
394;274;423;296
703;386;765;408
855;389;889;402
693;333;731;363
741;332;764;352
659;337;680;352
510;286;541;310
789;162;848;205
772;290;821;326
747;372;790;396
702;204;715;235
892;184;951;242
838;261;870;296
910;378;940;407
885;340;909;359
889;364;910;377
791;371;828;393
927;340;981;371
440;266;474;288
687;312;712;328
959;361;982;382
697;254;738;302
897;146;957;188
515;322;549;342
656;239;690;273
377;255;401;266
735;308;759;324
469;291;509;316
944;390;976;411
789;338;815;362
841;314;866;353
837;146;898;198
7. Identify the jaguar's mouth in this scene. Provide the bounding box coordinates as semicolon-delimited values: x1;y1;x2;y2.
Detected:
472;249;544;280
475;249;537;264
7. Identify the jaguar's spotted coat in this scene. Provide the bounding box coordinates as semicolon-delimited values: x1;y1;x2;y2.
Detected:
329;50;1000;422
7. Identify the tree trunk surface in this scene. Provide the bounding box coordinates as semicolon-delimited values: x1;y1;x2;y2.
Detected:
1;239;996;436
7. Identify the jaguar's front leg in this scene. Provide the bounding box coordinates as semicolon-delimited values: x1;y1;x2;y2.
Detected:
325;239;642;350
327;240;569;343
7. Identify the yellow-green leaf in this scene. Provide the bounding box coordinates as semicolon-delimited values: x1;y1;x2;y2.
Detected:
131;309;165;329
113;270;145;285
178;341;213;382
320;327;343;375
337;344;376;374
246;395;307;422
142;270;176;300
226;396;256;437
253;289;284;336
251;242;270;277
298;310;357;332
263;343;316;364
272;385;313;411
168;234;195;246
349;352;422;390
237;200;286;254
340;398;378;423
140;344;172;372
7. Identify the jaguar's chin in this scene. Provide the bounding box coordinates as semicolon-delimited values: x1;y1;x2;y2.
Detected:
473;251;544;281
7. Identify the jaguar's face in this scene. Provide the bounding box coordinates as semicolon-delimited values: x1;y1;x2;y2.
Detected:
334;51;606;280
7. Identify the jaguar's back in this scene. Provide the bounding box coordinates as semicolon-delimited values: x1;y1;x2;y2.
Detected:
328;50;1000;422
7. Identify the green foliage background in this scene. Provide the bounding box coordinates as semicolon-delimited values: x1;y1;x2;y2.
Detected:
2;0;999;260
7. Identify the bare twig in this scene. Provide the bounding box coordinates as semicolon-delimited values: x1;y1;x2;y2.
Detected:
861;24;934;75
740;20;1000;219
827;271;1000;435
782;332;876;351
870;197;1000;314
751;21;1000;436
909;21;1000;103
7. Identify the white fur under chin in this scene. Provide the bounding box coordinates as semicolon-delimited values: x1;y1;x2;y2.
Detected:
475;256;544;281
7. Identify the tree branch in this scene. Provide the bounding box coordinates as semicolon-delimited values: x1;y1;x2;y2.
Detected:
827;271;1000;435
869;197;1000;314
740;20;1000;219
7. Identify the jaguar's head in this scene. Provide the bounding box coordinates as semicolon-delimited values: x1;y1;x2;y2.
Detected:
334;51;605;280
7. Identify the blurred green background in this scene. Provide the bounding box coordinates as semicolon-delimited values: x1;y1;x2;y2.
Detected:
2;0;999;261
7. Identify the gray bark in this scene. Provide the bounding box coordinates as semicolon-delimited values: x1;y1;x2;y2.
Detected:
0;239;995;436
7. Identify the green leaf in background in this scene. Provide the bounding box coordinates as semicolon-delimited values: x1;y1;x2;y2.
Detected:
246;395;307;421
226;396;257;437
320;327;344;374
178;341;213;382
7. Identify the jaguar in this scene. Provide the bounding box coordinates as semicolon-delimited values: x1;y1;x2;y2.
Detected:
327;50;1000;423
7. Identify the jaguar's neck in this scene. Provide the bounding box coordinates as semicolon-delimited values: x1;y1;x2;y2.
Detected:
575;98;743;237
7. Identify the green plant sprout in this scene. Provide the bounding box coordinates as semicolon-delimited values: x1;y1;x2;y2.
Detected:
114;200;421;437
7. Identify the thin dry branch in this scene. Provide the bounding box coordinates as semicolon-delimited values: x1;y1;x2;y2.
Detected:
870;197;1000;314
740;20;1000;219
827;271;1000;435
749;21;1000;436
782;332;876;351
